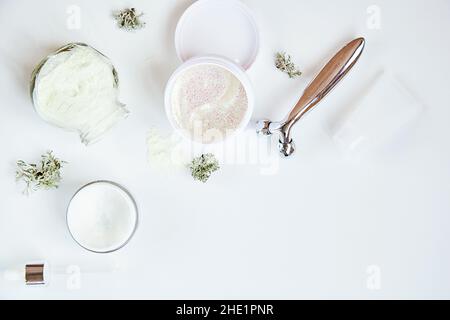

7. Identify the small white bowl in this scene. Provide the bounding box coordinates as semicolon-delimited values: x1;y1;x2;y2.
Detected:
164;55;254;145
66;181;138;254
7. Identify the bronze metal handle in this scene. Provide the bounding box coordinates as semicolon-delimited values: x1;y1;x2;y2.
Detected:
256;37;365;157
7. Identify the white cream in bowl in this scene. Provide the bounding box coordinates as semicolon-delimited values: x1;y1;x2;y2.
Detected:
67;181;138;253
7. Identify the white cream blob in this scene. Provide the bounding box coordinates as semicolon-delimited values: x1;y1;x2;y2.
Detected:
67;182;137;253
34;44;128;145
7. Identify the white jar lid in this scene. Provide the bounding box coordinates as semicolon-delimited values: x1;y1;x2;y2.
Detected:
175;0;260;70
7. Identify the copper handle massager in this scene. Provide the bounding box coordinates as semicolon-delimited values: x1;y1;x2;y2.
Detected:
256;37;366;157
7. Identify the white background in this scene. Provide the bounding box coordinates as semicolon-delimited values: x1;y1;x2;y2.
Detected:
1;0;450;299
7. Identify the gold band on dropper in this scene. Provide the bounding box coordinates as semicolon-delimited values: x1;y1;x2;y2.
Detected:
25;264;45;285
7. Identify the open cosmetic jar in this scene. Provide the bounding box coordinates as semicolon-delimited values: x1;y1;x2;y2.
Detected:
165;56;254;144
164;0;259;145
30;43;128;145
66;181;138;253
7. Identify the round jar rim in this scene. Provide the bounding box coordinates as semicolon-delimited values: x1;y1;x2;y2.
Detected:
66;180;139;254
164;55;255;146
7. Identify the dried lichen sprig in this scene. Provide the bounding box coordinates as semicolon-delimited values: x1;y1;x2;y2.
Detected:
113;8;146;31
16;151;66;194
275;52;303;78
189;154;220;183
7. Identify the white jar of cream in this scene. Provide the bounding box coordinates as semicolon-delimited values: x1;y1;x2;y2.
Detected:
66;181;138;253
164;0;259;145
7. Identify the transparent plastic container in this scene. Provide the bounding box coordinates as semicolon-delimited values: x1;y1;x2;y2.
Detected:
327;70;423;159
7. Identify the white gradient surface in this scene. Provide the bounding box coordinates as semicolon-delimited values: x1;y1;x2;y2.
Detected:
0;0;450;299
